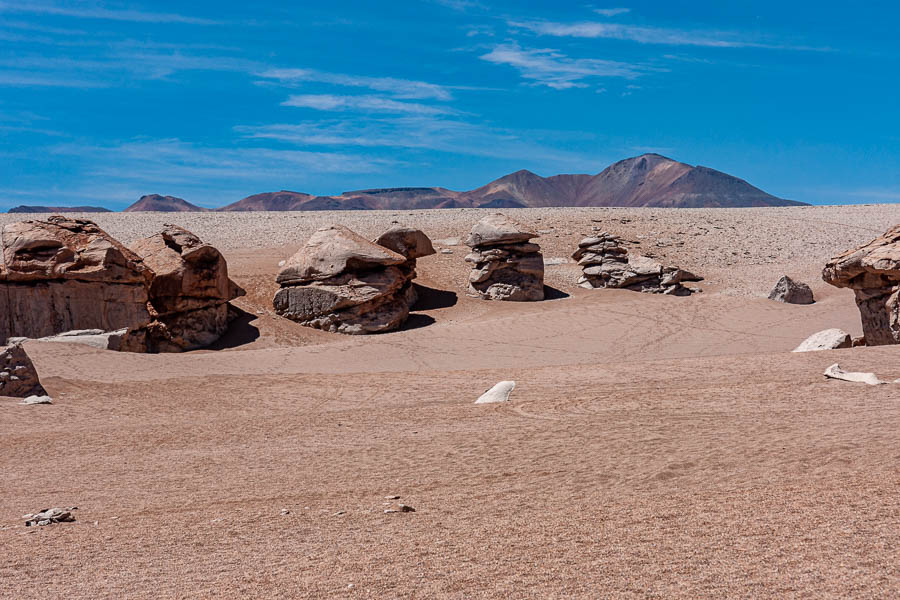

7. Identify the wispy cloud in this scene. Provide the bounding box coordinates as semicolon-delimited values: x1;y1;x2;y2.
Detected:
0;0;221;24
480;43;647;89
593;8;630;17
509;19;828;51
281;94;459;115
427;0;486;12
258;68;453;100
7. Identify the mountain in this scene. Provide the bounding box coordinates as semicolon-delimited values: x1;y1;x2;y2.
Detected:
214;154;803;212
124;194;208;212
8;205;112;213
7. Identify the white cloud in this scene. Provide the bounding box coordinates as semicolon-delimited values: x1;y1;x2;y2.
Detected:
258;68;453;100
593;8;630;17
0;1;221;24
281;94;459;115
509;19;827;51
479;43;645;89
428;0;486;12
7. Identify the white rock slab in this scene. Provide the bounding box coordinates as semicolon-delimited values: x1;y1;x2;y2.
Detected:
475;380;516;404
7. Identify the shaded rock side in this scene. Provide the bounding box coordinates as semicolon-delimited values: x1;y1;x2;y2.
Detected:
0;344;47;398
769;275;814;304
465;215;544;301
573;232;701;295
823;224;900;345
0;217;152;344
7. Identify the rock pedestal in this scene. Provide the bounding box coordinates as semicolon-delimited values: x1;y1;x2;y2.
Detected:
0;344;47;398
573;232;701;295
823;224;900;346
274;225;426;334
464;215;544;301
0;217;152;344
374;225;436;307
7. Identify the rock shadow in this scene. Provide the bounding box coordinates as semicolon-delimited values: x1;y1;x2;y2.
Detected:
410;283;458;311
543;285;571;300
398;313;437;332
206;306;261;350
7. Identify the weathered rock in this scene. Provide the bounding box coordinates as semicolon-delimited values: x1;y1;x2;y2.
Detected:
15;329;128;351
374;226;435;261
475;380;516;404
0;343;47;398
824;363;885;386
769;275;814;304
274;225;419;334
792;328;852;352
0;217;152;343
823;225;900;345
24;507;76;527
574;232;701;295
277;225;406;286
21;395;52;405
465;215;544;301
128;225;245;352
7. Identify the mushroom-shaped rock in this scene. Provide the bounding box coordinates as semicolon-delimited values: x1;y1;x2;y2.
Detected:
823;225;900;345
769;275;814;304
0;217;152;344
465;215;544;301
277;225;406;286
374;226;436;260
274;225;414;334
0;343;47;398
128;225;246;352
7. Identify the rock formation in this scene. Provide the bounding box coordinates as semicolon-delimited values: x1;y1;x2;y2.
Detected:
129;225;245;352
0;343;47;398
0;216;152;344
769;275;814;304
464;215;544;301
824;364;885;386
823;225;900;345
573;232;701;295
792;329;852;352
273;225;417;334
374;225;436;307
475;380;516;404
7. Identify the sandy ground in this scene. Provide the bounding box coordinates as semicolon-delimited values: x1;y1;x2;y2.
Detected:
2;206;899;598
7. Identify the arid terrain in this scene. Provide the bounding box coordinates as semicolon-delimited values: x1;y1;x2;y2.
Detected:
2;205;900;598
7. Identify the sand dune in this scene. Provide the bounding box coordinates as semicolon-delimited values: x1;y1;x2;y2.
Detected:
2;206;899;598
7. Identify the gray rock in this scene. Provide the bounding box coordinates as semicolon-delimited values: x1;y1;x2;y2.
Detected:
792;329;852;352
20;395;52;405
465;216;544;302
769;275;814;304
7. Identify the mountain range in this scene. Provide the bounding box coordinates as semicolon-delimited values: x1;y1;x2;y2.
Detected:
7;154;807;213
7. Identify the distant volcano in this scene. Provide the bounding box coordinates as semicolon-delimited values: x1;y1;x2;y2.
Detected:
124;194;208;212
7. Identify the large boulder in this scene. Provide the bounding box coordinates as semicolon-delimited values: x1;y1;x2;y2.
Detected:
792;328;852;353
465;215;544;301
374;225;436;307
574;232;701;295
769;275;814;304
0;344;47;398
0;217;152;344
823;225;900;345
129;225;246;352
274;225;425;334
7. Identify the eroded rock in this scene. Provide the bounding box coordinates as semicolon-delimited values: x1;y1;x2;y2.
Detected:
465;215;544;301
792;329;852;353
769;275;814;304
0;343;47;398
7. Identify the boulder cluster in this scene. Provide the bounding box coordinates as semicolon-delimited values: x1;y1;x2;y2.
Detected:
273;224;434;334
464;214;544;301
573;232;701;295
0;217;244;353
823;224;900;346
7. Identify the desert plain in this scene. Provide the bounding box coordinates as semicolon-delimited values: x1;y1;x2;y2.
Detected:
2;205;900;598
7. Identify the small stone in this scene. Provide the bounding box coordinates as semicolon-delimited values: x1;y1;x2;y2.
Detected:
385;495;400;500
280;508;290;515
20;395;52;405
476;380;515;404
332;511;345;516
440;248;453;254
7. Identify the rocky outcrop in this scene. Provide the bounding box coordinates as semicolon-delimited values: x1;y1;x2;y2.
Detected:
374;225;436;308
464;215;544;301
128;225;245;352
769;276;814;304
0;343;47;398
0;216;152;344
573;232;701;295
273;225;418;334
823;225;900;346
792;329;852;353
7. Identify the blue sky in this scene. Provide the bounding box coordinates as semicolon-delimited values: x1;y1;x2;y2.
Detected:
0;0;898;209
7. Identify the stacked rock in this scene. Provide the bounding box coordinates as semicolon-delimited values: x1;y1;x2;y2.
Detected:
373;225;436;308
573;232;701;295
274;225;427;334
823;224;900;346
464;214;544;301
129;225;246;352
0;343;47;398
0;217;245;352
